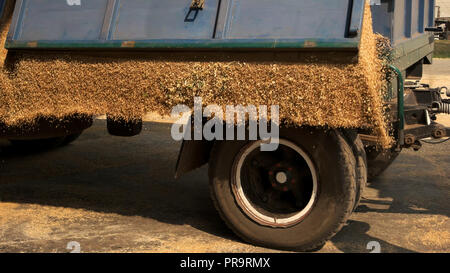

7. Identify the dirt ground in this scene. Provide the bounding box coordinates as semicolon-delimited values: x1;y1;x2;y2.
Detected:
0;60;449;253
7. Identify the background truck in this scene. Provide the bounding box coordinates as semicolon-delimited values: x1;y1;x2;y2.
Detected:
0;0;449;251
435;3;450;39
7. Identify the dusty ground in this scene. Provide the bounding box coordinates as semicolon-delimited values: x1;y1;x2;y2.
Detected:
0;60;449;253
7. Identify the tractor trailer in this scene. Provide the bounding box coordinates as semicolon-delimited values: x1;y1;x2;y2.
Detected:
0;0;449;251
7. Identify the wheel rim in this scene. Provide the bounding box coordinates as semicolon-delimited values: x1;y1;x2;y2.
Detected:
231;139;318;228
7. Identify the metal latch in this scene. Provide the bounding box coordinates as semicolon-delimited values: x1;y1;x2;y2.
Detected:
186;0;205;22
190;0;205;10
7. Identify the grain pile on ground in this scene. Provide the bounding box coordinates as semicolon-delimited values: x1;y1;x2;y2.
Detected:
0;1;391;146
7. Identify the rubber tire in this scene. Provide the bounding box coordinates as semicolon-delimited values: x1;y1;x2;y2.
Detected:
208;127;357;251
365;146;400;180
341;130;367;211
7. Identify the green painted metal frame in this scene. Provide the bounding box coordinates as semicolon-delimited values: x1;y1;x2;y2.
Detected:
391;34;434;73
389;64;405;148
5;39;360;50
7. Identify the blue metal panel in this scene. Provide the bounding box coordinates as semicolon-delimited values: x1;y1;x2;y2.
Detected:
349;0;366;37
418;0;424;33
6;0;363;50
411;0;419;36
370;0;434;75
215;0;361;39
0;0;6;19
428;0;434;27
405;0;412;38
112;0;220;40
370;1;393;39
11;0;109;40
392;0;406;43
371;0;434;46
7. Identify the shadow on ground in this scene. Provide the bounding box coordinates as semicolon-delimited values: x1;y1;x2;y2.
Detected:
0;120;236;242
359;144;450;218
0;120;448;252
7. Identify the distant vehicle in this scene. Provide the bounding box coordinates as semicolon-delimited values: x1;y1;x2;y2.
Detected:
434;17;450;40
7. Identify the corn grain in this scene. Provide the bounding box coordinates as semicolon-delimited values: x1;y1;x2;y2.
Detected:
0;1;392;147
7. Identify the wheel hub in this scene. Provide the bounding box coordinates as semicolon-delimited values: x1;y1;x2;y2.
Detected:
275;172;288;184
231;139;318;228
268;163;297;192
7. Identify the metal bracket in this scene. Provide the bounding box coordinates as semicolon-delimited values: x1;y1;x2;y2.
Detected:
425;27;444;32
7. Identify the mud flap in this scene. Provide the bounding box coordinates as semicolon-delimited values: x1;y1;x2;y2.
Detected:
175;139;213;179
